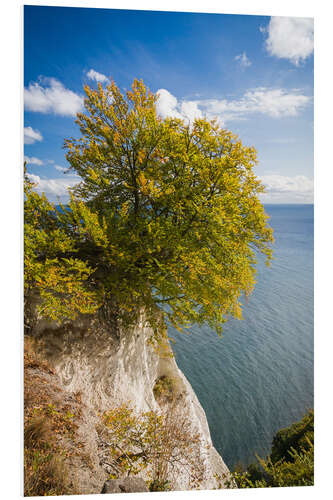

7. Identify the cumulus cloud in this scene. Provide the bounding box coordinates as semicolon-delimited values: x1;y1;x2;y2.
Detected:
26;173;79;200
156;89;183;120
235;52;252;68
263;17;314;65
54;165;68;173
24;155;43;166
24;126;43;144
156;89;203;123
156;87;310;125
180;101;203;123
24;78;84;116
259;174;314;202
87;69;109;83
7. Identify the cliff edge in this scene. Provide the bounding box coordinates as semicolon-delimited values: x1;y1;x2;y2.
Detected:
26;306;231;493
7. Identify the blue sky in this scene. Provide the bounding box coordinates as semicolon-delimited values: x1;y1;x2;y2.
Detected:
24;5;314;203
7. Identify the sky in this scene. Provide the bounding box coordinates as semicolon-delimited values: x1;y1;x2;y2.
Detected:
24;5;314;203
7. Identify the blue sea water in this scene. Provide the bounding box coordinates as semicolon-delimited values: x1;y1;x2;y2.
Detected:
168;204;314;470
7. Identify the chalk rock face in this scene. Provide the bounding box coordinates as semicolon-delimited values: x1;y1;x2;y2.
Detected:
30;310;231;491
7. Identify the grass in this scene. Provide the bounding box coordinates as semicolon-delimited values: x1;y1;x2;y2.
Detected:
24;417;73;496
24;336;81;496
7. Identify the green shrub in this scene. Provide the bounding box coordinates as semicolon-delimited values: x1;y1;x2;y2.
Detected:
229;410;314;489
271;409;314;463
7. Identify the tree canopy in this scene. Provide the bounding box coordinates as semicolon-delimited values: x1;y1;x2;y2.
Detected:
25;79;273;337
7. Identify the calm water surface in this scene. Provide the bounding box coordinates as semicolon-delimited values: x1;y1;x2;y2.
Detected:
168;204;314;469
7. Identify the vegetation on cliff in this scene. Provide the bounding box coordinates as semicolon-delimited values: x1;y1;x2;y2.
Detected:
100;400;205;491
24;338;82;496
24;78;273;338
223;410;314;488
24;336;210;495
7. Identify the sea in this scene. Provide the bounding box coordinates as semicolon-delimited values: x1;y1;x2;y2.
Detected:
168;204;314;470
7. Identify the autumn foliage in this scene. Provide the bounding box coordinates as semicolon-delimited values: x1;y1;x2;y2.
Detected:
24;78;273;336
99;401;204;489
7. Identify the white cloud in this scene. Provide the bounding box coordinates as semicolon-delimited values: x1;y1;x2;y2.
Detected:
24;126;43;144
27;173;79;200
156;89;204;124
259;174;314;203
180;101;203;123
24;155;43;166
263;17;314;66
235;52;252;68
87;69;109;83
156;87;310;125
54;165;68;173
24;78;84;116
156;89;183;120
156;89;203;123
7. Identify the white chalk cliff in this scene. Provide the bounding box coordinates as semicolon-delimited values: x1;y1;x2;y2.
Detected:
29;305;231;492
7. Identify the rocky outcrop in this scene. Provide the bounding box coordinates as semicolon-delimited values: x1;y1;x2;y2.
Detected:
28;306;231;492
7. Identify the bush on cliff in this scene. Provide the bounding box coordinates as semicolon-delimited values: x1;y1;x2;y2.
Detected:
229;410;314;488
99;401;204;489
24;78;273;337
270;408;314;463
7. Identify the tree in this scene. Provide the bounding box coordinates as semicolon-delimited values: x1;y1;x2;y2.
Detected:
63;79;273;334
25;78;273;337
